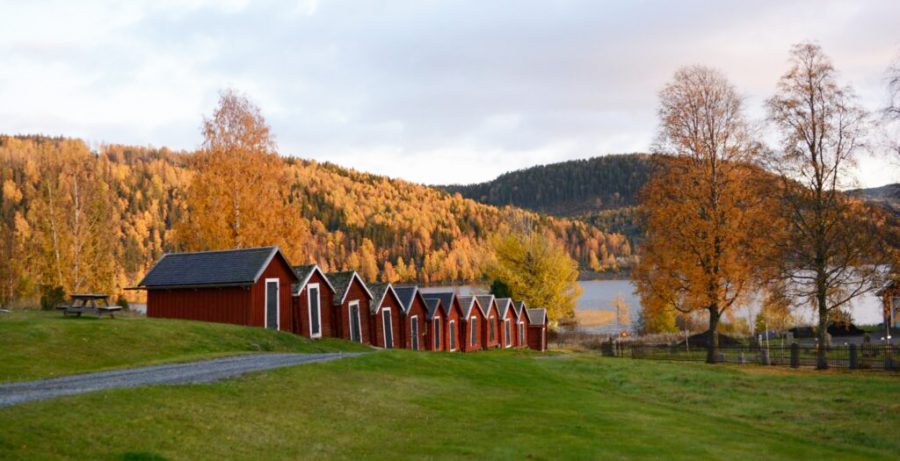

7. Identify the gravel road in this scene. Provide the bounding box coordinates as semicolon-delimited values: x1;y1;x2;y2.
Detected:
0;352;364;407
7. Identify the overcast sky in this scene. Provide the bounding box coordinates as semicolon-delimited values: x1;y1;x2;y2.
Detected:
2;0;898;187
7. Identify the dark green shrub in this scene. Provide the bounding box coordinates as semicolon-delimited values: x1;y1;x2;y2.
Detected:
39;285;66;311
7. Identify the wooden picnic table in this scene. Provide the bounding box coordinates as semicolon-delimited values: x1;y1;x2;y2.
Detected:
56;294;122;318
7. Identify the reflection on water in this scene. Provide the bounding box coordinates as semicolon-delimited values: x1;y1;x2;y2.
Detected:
420;279;885;334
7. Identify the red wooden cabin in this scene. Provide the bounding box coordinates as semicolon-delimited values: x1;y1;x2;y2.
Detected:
139;247;299;332
368;283;403;349
475;295;501;349
458;296;485;352
420;292;462;352
495;298;516;349
291;264;336;339
513;301;528;348
877;280;899;333
326;271;373;345
526;308;548;351
394;286;428;351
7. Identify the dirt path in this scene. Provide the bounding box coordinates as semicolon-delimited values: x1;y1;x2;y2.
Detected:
0;352;364;407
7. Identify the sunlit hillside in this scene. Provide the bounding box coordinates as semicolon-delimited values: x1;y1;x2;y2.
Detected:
0;135;634;304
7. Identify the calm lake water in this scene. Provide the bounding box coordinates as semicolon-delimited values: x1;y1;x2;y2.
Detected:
420;279;884;333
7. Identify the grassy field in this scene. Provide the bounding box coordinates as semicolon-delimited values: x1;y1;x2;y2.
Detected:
1;312;898;460
0;309;367;382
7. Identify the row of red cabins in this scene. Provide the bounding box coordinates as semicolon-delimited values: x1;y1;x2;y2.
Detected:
138;246;548;352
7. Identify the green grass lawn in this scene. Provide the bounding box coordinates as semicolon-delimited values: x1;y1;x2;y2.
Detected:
0;309;367;382
1;312;897;460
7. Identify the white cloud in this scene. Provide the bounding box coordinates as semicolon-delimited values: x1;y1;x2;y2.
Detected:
0;0;898;186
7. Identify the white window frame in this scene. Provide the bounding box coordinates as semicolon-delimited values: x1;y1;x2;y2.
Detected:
470;316;478;346
382;307;394;349
504;319;511;348
433;316;442;350
349;299;362;343
449;320;457;351
307;283;322;338
410;315;420;351
264;278;280;330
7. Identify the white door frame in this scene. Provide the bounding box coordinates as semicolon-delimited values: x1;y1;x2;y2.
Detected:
449;320;457;352
504;319;511;348
307;283;322;338
410;315;419;350
382;307;394;348
433;316;442;350
264;278;280;330
349;300;362;343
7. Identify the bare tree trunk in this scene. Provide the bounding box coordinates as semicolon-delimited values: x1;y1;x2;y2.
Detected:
706;306;720;364
816;277;829;370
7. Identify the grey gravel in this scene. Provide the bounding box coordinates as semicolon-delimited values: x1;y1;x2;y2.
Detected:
0;352;365;407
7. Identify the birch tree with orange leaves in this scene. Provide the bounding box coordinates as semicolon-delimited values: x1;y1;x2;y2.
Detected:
767;43;888;369
634;66;776;363
176;89;307;261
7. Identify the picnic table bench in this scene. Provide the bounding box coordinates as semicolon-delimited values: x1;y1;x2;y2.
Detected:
56;294;122;318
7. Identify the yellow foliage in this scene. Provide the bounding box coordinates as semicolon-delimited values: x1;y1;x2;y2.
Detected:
485;230;582;323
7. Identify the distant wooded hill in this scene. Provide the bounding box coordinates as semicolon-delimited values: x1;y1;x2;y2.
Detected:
442;154;899;242
441;154;652;242
0;135;634;304
442;154;652;216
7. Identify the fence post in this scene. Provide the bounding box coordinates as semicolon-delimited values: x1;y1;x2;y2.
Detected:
760;348;770;366
849;344;858;370
790;343;799;368
886;345;895;371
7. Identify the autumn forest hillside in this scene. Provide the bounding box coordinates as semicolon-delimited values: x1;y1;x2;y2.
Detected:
0;135;633;305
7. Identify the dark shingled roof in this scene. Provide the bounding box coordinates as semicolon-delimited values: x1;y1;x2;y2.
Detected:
513;300;527;318
495;298;513;317
326;271;372;305
421;292;454;315
474;295;495;317
291;264;334;293
139;246;296;288
526;308;547;325
393;286;418;314
457;296;478;318
368;283;397;313
293;264;317;281
424;298;442;319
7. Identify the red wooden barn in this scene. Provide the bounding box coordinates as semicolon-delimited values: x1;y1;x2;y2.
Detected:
421;292;462;352
877;280;899;331
513;301;528;348
475;295;501;349
368;283;403;349
394;286;428;351
326;271;373;345
139;247;299;332
457;296;485;352
526;308;548;351
291;264;335;339
495;298;516;349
